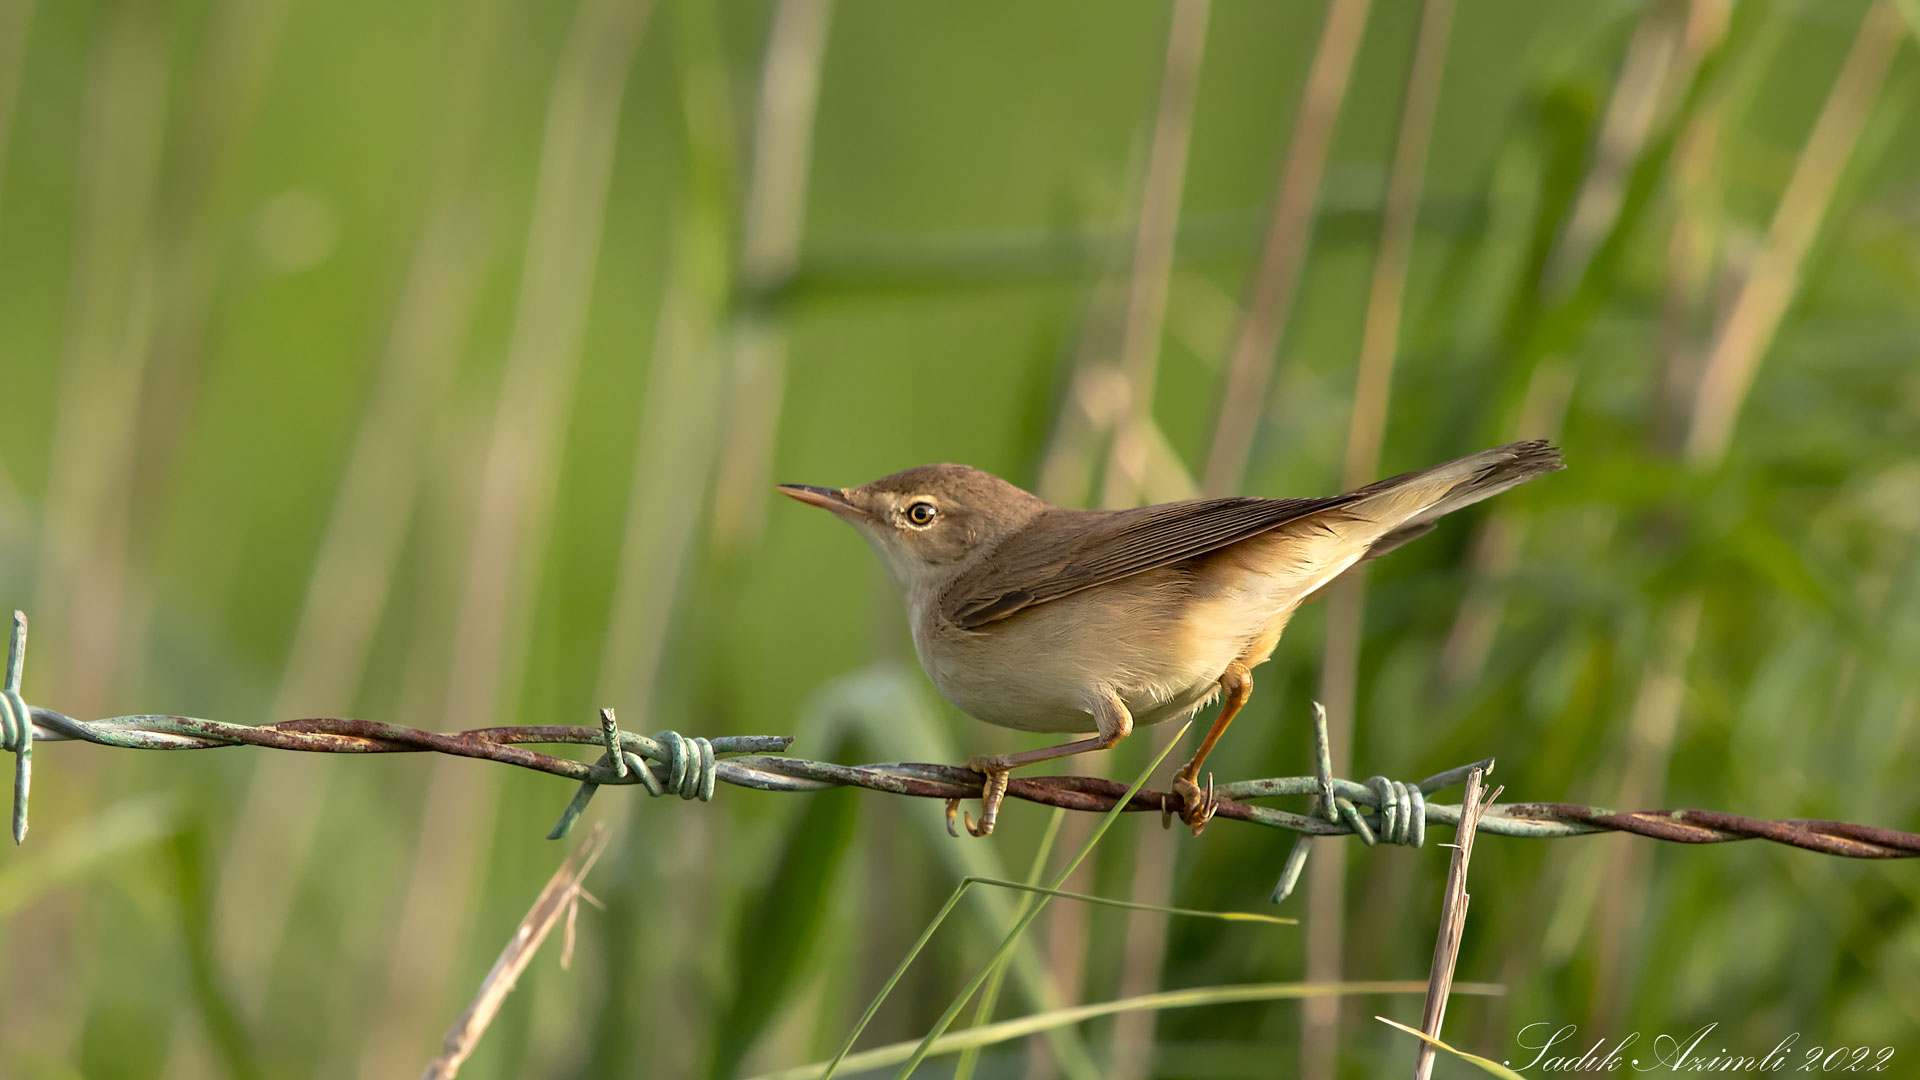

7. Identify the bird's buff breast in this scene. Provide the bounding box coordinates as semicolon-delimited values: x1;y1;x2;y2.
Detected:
908;570;1255;734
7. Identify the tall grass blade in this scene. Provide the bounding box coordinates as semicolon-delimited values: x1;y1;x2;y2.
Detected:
886;721;1194;1079
1377;1016;1529;1080
755;981;1504;1080
950;807;1066;1080
709;749;861;1080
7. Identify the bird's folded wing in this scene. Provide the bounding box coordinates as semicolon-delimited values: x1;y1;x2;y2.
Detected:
939;495;1356;629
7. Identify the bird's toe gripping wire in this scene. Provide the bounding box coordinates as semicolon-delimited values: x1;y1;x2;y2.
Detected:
1162;771;1217;834
947;756;1012;837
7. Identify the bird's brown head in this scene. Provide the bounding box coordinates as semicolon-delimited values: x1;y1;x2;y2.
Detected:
779;464;1048;592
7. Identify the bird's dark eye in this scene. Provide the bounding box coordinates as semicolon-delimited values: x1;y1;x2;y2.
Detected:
905;501;938;527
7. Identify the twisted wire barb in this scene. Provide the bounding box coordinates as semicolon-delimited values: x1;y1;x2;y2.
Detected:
4;612;1916;864
1;614;31;844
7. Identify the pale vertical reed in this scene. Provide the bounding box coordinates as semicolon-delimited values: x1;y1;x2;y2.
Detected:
1017;12;1216;1071
127;0;294;559
35;2;169;724
1103;7;1212;1074
1202;0;1371;498
1098;0;1209;511
1593;0;1904;1021
0;0;36;218
1305;3;1450;1074
586;1;743;1069
1541;5;1684;299
1025;263;1131;1080
1442;0;1719;689
710;0;835;551
210;207;488;1010
17;5;168;1065
358;0;655;1072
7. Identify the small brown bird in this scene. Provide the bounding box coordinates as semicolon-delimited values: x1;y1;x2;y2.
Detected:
780;441;1561;836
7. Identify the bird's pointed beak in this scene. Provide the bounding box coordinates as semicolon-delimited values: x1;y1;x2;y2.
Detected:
778;483;863;519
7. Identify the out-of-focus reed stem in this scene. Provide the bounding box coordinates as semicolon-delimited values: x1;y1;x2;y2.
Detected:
1307;3;1448;1074
358;1;654;1073
127;0;293;556
589;1;741;1070
20;5;168;1065
1098;0;1209;511
1442;0;1713;686
710;0;835;551
1202;0;1371;498
1595;0;1903;1024
36;1;169;726
1685;2;1902;465
211;207;488;1009
1096;5;1213;1076
0;0;35;220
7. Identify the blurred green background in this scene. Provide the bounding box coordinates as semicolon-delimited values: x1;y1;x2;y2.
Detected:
3;0;1919;1076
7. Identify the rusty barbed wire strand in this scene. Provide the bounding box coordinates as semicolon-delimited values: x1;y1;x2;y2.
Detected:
5;612;1917;863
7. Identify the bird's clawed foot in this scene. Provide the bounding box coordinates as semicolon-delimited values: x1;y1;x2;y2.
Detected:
946;755;1013;837
1164;771;1217;835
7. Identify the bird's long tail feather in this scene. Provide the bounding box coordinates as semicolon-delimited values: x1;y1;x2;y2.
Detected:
1345;440;1564;560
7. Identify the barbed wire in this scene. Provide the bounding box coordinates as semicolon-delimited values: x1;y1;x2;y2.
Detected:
4;612;1917;870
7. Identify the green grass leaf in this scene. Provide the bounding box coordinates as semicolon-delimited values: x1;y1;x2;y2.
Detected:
751;981;1504;1080
951;808;1065;1080
886;721;1193;1079
818;720;1202;1080
708;745;862;1080
1376;1015;1531;1080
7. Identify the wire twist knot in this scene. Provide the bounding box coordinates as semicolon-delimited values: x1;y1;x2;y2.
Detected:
545;711;718;839
652;729;718;801
1269;703;1453;901
1362;775;1427;847
3;612;31;844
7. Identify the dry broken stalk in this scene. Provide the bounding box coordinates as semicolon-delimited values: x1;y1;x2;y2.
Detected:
419;822;613;1080
1411;766;1500;1080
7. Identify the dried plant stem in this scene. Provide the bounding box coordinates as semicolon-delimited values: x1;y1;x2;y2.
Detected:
1412;768;1496;1080
419;823;611;1080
